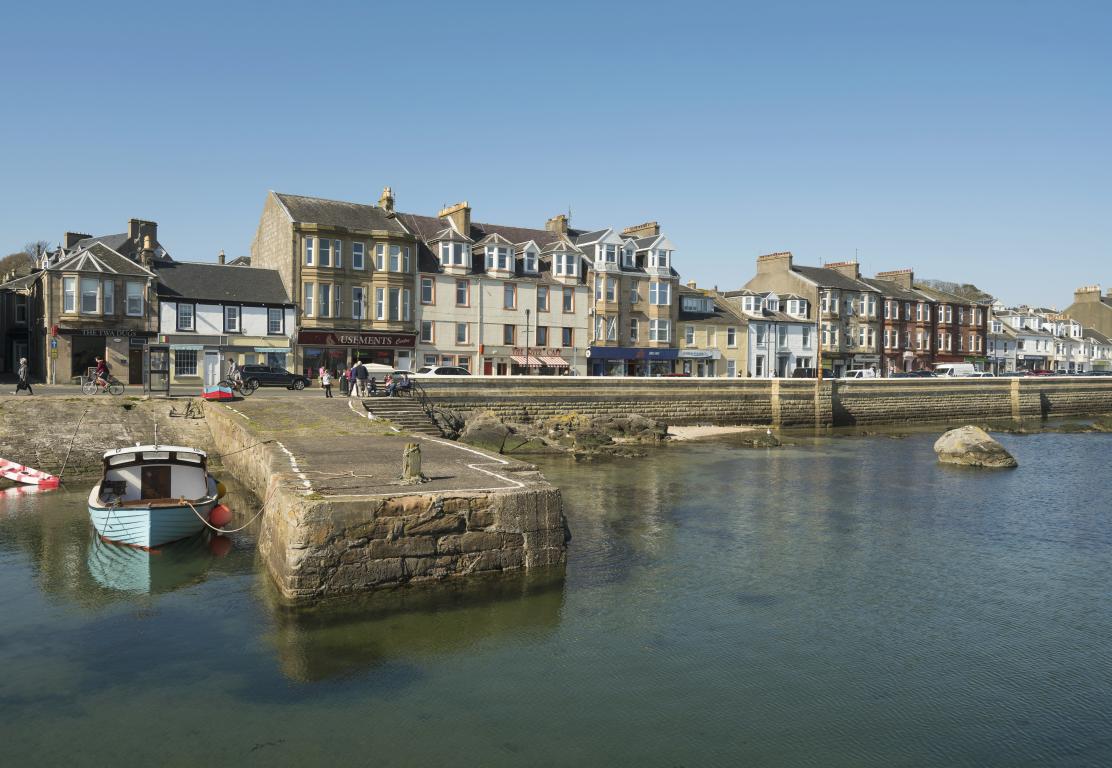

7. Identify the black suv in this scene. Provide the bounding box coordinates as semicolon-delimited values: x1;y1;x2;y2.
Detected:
240;365;310;390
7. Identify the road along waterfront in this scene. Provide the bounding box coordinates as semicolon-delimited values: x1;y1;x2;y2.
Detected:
1;429;1110;765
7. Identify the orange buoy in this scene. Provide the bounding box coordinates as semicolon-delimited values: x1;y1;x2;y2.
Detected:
209;535;233;557
209;503;233;528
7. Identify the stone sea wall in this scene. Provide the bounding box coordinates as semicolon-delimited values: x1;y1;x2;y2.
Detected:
417;376;1112;428
204;404;567;602
0;396;215;481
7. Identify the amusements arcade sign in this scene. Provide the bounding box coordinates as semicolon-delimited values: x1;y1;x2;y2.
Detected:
297;330;416;348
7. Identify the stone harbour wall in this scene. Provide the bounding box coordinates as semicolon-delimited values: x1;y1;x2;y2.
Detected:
0;396;216;481
416;376;1112;428
204;403;567;602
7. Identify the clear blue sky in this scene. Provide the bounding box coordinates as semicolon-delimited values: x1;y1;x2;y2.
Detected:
2;0;1108;307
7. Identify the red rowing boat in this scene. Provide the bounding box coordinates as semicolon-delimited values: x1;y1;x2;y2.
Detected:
0;458;60;488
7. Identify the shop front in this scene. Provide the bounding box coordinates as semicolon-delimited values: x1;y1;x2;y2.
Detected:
587;347;677;377
508;346;573;375
297;330;416;378
849;353;881;374
56;328;154;385
678;349;720;377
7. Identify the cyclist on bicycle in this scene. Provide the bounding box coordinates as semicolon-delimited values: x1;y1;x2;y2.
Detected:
94;357;110;389
227;358;242;386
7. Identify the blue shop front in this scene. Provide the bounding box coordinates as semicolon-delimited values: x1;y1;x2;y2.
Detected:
586;346;678;376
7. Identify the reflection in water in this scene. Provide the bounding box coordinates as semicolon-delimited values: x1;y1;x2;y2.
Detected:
262;567;566;682
86;534;230;595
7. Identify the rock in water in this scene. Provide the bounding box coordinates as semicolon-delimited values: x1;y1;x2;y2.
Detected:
934;425;1018;468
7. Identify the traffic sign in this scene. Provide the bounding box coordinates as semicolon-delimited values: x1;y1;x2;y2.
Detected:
50;338;58;349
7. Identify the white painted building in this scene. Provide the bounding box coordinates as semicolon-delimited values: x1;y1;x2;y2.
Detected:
730;290;816;377
154;261;296;388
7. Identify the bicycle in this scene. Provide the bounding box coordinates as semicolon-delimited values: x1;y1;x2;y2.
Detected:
217;377;258;397
81;375;124;396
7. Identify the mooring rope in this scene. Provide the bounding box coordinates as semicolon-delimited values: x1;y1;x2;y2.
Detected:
56;405;91;481
210;440;275;459
183;482;276;534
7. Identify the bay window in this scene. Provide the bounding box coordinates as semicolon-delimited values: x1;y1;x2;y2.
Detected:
80;278;99;314
318;284;331;318
304;237;315;266
375;287;385;320
649;319;670;342
304;283;314;317
63;276;76;313
102;281;114;315
375;244;385;270
649;281;671;306
319;238;331;267
353;242;365;270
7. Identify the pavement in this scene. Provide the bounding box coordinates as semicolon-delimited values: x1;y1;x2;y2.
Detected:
1;383;320;398
216;397;533;499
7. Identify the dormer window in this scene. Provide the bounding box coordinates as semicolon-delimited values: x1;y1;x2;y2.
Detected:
524;249;538;273
553;252;577;277
438;242;469;267
622;245;635;267
742;296;756;312
650;249;670;269
485;246;512;272
766;299;779;312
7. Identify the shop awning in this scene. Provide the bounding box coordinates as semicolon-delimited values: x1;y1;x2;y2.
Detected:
510;355;539;366
254;347;290;353
538;355;569;367
170;344;205;351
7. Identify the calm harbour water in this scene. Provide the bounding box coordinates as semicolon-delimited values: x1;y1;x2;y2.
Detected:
1;430;1111;767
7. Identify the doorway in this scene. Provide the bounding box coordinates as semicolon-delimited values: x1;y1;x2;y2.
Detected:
128;349;145;385
483;358;493;375
203;351;221;387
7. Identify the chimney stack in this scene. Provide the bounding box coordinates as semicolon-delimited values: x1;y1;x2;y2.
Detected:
218;249;226;265
875;268;914;290
379;186;395;214
128;219;158;248
439;201;471;237
1074;284;1102;303
63;232;90;249
621;221;660;239
756;251;793;274
545;214;569;235
824;260;861;280
687;280;697;289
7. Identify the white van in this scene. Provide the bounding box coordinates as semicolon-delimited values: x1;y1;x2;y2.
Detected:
934;363;977;377
841;369;877;379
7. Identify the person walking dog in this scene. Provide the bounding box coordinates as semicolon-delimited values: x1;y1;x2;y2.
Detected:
14;357;33;395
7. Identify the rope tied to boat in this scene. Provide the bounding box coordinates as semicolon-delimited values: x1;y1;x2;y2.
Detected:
183;482;276;535
56;405;91;481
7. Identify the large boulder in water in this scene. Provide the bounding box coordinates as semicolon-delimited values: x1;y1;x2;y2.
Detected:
934;425;1017;468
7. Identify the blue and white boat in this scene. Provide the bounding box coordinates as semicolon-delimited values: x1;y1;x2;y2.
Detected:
88;444;224;549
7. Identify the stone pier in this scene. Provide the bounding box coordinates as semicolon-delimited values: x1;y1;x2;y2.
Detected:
203;398;568;602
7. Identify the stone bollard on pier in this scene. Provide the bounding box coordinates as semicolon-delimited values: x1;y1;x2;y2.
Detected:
400;442;429;485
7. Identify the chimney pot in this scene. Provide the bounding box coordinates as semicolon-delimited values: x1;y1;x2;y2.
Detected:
218;249;226;265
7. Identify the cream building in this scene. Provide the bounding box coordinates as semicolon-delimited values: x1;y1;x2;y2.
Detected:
398;204;590;375
676;284;747;377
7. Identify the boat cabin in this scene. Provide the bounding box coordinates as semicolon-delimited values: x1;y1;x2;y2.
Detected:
99;445;211;505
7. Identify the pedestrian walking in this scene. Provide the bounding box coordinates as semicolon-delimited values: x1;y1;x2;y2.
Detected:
321;369;334;397
14;357;33;395
340;366;351;395
352;359;368;397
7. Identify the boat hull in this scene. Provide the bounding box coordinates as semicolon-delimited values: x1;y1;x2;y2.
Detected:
88;485;216;549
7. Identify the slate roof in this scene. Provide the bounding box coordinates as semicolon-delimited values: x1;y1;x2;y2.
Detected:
1083;328;1112;344
71;233;130;252
226;255;251;266
153;260;292;305
47;243;154;277
677;289;745;324
0;272;40;292
913;283;991;306
793;265;876;292
274;192;409;234
860;277;930;302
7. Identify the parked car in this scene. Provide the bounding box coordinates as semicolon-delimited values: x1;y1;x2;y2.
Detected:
239;365;310;390
890;370;935;378
1029;369;1055;376
412;366;471;376
968;371;995;378
790;368;833;379
841;369;878;379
